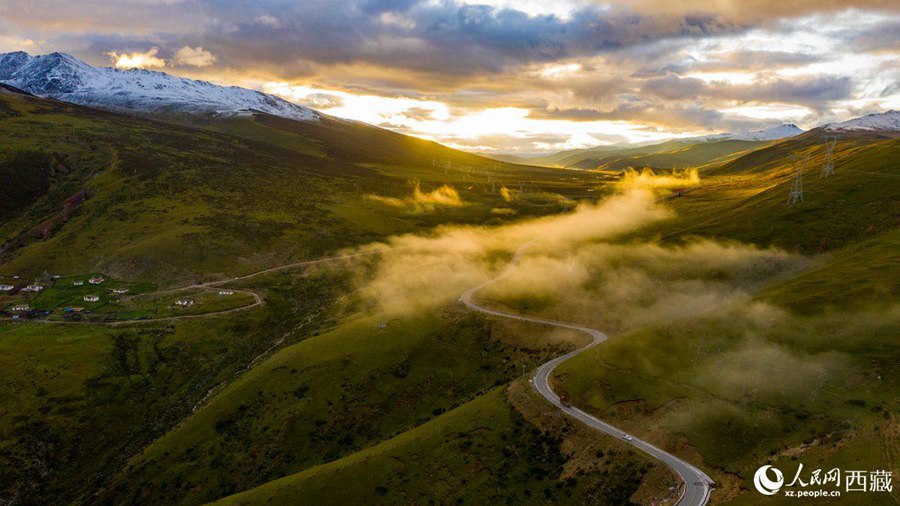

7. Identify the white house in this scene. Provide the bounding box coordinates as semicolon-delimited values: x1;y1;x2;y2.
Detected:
88;276;105;285
0;284;13;291
83;295;100;302
111;288;129;295
175;299;194;307
22;285;44;292
73;281;84;286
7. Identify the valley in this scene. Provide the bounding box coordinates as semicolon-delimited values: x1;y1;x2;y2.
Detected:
0;48;897;506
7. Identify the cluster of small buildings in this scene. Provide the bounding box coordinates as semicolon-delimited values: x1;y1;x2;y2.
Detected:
218;290;234;296
175;299;194;307
0;273;141;321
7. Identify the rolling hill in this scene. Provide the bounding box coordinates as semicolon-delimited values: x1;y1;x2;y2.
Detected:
1;52;898;506
524;125;803;170
0;86;601;285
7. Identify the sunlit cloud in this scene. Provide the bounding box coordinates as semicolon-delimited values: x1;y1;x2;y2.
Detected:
107;47;165;69
173;46;216;67
720;104;812;121
0;35;44;52
4;0;900;153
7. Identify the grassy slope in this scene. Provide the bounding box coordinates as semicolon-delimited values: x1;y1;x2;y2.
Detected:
210;387;667;506
98;306;582;504
526;138;770;171
0;267;349;504
552;138;900;502
649;136;900;254
588;140;767;171
0;92;600;285
0;93;617;505
3;90;898;506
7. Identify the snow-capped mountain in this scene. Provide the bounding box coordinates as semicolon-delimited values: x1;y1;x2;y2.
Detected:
730;124;805;141
826;110;900;131
0;51;318;121
691;124;804;143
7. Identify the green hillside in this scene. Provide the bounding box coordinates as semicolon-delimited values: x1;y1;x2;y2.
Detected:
209;387;672;506
655;135;900;254
204;134;896;505
0;91;613;504
592;139;765;171
545;139;900;502
1;88;898;506
525;138;771;171
0;90;601;285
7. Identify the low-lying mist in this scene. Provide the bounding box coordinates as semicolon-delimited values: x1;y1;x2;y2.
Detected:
366;182;463;212
345;176;805;334
350;188;675;317
328;172;897;474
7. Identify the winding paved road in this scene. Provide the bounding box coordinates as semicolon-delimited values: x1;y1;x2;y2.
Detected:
460;244;714;506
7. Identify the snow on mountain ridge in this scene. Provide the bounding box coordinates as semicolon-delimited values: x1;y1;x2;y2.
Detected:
0;51;318;121
731;124;804;141
826;110;900;131
686;124;804;143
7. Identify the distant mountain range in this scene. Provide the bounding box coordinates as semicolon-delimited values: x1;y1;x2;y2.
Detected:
827;110;900;131
691;124;804;142
0;51;318;121
2;51;899;169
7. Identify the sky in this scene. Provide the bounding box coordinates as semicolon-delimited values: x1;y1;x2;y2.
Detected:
1;0;898;154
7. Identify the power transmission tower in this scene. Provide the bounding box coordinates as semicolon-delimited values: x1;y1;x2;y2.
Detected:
821;136;838;178
788;154;808;206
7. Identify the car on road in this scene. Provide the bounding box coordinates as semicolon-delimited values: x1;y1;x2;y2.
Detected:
622;433;633;441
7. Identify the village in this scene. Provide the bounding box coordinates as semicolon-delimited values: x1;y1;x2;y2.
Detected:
0;273;251;323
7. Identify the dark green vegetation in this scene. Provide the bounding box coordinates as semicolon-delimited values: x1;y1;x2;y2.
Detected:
1;87;897;506
0;266;351;505
0;89;606;285
209;388;662;506
99;309;595;504
549;132;900;502
0;91;630;505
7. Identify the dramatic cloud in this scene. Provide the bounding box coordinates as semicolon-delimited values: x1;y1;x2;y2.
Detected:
2;0;899;152
173;46;216;67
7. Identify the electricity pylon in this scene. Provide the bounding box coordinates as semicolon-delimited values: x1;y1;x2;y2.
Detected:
788;153;808;206
821;136;838;178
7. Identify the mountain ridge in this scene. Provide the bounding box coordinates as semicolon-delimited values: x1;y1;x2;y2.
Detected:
0;51;319;121
826;109;900;131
